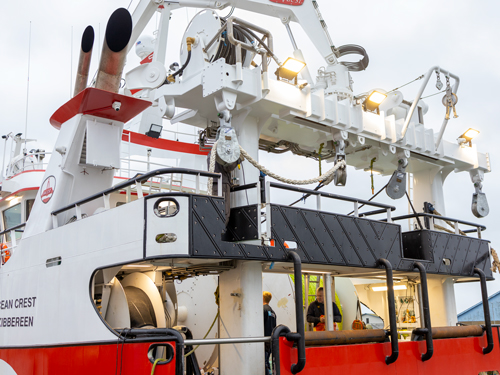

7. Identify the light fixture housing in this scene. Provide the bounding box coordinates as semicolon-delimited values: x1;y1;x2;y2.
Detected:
458;128;480;147
363;90;387;113
372;284;407;292
275;57;306;83
146;124;163;139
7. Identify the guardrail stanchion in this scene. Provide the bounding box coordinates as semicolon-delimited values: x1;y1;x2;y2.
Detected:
413;262;433;361
376;258;399;365
474;267;494;354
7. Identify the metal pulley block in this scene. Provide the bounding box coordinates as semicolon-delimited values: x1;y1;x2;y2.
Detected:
386;157;408;200
216;123;241;171
332;139;347;186
470;169;489;218
333;156;347;186
472;192;489;218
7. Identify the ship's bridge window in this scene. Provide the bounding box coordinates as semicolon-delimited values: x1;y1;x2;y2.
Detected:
25;199;35;221
2;203;22;242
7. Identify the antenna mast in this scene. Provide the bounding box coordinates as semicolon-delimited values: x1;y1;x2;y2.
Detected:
23;21;32;155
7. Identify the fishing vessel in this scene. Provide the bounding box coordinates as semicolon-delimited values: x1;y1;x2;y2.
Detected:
0;1;498;374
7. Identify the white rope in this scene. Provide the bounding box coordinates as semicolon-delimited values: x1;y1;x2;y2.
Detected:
207;142;346;194
207;141;218;195
239;146;346;185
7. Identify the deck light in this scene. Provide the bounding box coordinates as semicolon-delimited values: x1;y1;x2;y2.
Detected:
458;128;480;147
275;57;306;83
363;90;387;113
372;284;407;292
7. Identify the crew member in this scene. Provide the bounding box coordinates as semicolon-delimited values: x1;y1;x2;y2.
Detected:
306;287;342;331
263;291;276;375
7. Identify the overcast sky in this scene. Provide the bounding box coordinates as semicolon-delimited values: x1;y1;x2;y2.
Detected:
1;0;499;314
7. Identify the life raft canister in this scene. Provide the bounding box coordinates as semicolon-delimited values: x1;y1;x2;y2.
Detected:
1;243;10;264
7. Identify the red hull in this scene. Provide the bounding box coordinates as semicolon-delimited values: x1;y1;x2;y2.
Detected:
280;327;500;374
0;341;177;375
3;329;499;374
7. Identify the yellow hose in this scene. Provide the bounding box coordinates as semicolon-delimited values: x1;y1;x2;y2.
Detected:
151;357;167;375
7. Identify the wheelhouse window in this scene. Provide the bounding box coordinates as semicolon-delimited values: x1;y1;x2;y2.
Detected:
26;199;35;220
2;203;22;242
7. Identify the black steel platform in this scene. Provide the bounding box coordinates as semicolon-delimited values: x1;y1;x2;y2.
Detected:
187;195;492;278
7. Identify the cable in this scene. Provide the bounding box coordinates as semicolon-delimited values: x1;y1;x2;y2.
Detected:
221;6;235;20
405;191;423;230
184;311;220;357
241;163;250;205
421;90;445;100
289;182;324;207
387;75;424;94
167;50;191;82
347;183;388;216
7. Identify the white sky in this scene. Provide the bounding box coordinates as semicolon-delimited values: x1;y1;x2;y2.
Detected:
1;0;499;314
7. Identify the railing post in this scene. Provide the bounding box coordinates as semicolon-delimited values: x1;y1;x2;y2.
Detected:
354;202;359;217
75;205;82;220
136;183;144;199
217;175;222;197
52;214;58;229
10;230;16;247
164;328;185;375
266;181;272;240
413;262;433;361
103;194;110;210
195;173;200;194
288;251;306;374
271;325;291;375
376;258;399;365
474;267;494;354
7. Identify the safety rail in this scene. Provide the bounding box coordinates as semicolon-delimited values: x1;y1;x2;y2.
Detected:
5;151;50;178
264;182;396;238
50;168;222;228
266;182;396;217
384;212;486;237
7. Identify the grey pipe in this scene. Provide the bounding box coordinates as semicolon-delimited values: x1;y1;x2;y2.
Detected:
184;336;271;346
95;8;133;93
73;26;94;97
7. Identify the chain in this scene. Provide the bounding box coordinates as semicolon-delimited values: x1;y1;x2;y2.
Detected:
446;75;451;89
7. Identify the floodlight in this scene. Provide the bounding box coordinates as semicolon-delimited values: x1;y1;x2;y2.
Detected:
363;90;387;113
458;128;480;147
282;58;306;74
275;58;306;83
372;285;407;292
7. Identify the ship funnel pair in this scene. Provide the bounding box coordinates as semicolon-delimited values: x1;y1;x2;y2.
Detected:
74;8;132;96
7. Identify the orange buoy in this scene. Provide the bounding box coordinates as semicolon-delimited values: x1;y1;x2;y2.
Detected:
1;243;9;264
